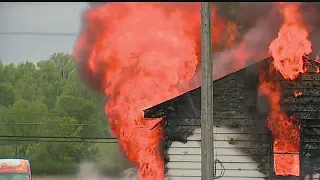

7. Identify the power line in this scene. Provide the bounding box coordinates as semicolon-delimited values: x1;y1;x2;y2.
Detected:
0;135;116;140
0;32;78;36
0;112;78;116
0;139;117;143
0;112;107;118
0;135;118;143
0;122;103;126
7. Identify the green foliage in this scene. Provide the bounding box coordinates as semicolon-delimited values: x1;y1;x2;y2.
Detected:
0;100;49;158
2;63;17;85
0;53;127;175
0;83;15;107
49;53;75;79
55;95;95;122
0;60;4;82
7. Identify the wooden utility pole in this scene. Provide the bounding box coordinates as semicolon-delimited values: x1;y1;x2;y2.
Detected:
201;2;214;180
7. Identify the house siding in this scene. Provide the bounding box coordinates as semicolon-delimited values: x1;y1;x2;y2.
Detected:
165;126;267;180
144;58;320;179
293;62;320;178
161;59;271;179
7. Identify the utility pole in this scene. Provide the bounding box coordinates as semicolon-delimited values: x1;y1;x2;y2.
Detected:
201;2;214;180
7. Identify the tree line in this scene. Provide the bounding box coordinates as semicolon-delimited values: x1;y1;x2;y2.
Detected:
0;53;131;175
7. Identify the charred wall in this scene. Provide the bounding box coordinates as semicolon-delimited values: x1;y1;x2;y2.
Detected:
144;57;320;179
145;58;273;178
281;60;320;178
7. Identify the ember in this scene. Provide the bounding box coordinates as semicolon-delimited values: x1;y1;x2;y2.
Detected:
260;2;312;176
294;90;303;97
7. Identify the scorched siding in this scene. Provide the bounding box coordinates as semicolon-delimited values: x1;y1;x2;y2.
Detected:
144;57;320;179
148;59;272;179
164;126;267;180
283;61;320;178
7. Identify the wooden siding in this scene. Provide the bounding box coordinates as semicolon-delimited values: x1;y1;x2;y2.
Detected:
298;63;320;177
165;127;266;180
162;59;271;179
144;57;320;179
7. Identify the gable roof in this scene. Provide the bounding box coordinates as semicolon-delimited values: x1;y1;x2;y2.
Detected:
143;57;272;118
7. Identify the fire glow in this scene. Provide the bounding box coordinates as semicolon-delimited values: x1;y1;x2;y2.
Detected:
259;2;312;176
73;2;315;179
73;3;229;179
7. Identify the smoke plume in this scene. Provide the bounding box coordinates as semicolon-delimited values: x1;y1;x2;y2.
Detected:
180;2;320;91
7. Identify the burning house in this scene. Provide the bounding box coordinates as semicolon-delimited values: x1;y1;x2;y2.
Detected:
143;57;320;179
73;1;320;179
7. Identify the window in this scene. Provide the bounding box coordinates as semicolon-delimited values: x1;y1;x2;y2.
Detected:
273;139;299;176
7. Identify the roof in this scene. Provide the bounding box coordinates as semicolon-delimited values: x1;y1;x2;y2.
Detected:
143;57;272;118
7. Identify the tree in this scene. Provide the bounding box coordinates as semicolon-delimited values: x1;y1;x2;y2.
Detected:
0;52;129;175
0;60;4;82
15;75;45;102
0;99;49;157
49;53;75;79
0;83;16;107
28;117;99;174
15;62;37;81
2;63;17;85
55;95;95;123
37;60;66;109
54;95;108;138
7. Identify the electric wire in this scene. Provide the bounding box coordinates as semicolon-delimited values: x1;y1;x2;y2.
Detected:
0;135;115;140
214;159;225;179
213;120;225;179
0;135;117;143
0;122;102;126
0;139;117;143
0;32;78;36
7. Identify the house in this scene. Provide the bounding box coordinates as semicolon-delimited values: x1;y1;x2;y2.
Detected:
143;57;320;180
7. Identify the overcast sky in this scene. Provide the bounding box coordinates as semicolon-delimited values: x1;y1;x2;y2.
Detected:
0;2;89;64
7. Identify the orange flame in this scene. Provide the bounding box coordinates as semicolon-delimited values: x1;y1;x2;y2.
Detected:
74;3;224;179
294;90;303;97
223;20;238;48
261;2;312;176
259;71;300;176
269;3;312;80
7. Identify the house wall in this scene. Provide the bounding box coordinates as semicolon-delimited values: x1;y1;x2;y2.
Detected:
165;127;267;180
145;58;320;179
293;62;320;177
161;60;271;179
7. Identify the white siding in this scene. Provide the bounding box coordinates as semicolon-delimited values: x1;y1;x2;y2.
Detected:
165;127;266;180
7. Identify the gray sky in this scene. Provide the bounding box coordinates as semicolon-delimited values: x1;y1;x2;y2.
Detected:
0;2;89;64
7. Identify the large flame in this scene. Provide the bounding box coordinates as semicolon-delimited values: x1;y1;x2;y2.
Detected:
73;3;225;179
260;2;312;176
258;71;300;176
73;2;315;178
269;2;312;80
